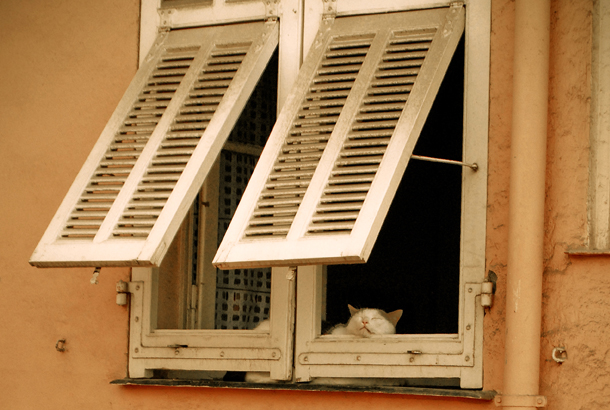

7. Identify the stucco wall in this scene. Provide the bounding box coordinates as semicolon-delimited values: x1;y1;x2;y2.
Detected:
0;0;138;407
1;0;609;409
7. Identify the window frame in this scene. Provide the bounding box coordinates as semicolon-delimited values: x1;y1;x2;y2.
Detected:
127;0;302;379
585;0;610;252
133;0;490;387
291;0;489;389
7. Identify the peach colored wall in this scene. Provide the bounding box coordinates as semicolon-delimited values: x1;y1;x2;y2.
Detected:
0;0;138;408
1;0;609;409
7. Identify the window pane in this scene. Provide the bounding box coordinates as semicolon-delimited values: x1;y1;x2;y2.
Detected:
154;49;278;331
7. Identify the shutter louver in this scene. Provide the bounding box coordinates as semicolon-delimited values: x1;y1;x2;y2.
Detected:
245;34;374;238
214;6;465;269
114;43;253;238
63;47;199;239
308;29;435;234
30;21;278;267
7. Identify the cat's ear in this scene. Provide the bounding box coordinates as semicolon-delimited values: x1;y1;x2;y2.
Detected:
348;304;358;316
386;309;403;326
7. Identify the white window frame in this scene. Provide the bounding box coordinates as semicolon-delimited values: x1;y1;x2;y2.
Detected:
585;0;610;252
128;0;303;379
290;0;489;389
132;0;489;386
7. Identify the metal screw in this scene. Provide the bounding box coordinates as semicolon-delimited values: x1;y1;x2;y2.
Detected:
465;355;470;362
272;352;276;358
135;316;139;322
303;356;309;362
356;355;361;361
136;285;140;291
466;324;471;330
409;357;415;363
220;351;225;358
468;287;473;293
134;348;139;353
55;339;66;352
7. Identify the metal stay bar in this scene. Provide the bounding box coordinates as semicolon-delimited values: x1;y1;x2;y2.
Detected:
411;154;479;171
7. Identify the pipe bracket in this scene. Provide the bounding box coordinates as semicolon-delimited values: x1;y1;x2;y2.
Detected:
494;395;547;408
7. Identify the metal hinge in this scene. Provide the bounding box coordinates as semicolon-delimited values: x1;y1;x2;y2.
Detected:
481;281;494;307
265;0;279;22
322;0;337;20
116;280;130;306
158;9;174;32
494;395;547;408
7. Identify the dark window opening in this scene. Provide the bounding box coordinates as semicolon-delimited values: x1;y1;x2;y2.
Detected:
325;36;465;335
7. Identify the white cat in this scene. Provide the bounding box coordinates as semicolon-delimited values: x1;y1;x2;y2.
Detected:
328;304;402;337
244;305;403;385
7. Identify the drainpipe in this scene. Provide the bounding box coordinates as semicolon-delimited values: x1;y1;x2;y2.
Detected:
497;0;550;409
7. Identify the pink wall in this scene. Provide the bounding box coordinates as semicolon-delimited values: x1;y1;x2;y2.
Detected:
1;0;609;409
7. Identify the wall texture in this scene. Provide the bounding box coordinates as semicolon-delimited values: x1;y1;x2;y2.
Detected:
0;0;138;408
1;0;609;409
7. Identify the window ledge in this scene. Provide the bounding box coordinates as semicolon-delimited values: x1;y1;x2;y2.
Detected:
566;248;610;256
110;378;496;401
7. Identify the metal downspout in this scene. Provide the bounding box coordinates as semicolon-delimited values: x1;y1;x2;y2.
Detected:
498;0;550;409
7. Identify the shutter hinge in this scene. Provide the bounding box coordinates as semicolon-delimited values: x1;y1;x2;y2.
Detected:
116;280;130;306
494;395;547;408
158;9;174;33
322;0;337;20
265;0;279;22
481;281;494;308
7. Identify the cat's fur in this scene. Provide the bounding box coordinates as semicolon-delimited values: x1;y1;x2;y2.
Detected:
244;305;403;385
327;304;402;337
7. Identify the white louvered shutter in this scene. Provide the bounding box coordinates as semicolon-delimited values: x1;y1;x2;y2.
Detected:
30;21;278;267
214;6;465;269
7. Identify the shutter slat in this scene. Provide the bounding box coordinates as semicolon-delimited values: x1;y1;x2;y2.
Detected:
308;221;355;232
68;211;108;218
61;229;101;237
311;211;360;223
327;174;375;184
323;183;372;194
260;187;308;198
343;138;391;148
253;208;298;217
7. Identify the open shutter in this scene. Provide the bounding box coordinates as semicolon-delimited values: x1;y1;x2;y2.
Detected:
214;5;464;269
30;20;278;267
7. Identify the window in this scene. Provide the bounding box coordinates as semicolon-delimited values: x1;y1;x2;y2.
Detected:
583;0;610;252
31;0;490;389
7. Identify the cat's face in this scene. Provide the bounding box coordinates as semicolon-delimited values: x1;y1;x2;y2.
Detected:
344;305;403;337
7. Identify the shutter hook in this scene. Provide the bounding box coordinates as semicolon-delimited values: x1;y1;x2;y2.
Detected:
90;267;101;285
